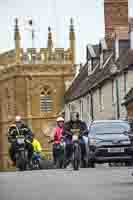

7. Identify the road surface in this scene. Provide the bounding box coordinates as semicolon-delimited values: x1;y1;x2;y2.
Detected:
0;166;133;200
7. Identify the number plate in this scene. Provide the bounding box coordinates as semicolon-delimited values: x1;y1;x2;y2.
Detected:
108;148;124;153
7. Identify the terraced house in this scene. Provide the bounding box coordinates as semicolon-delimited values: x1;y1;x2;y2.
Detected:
64;0;132;122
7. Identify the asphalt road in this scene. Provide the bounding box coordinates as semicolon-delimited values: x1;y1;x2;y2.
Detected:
0;166;133;200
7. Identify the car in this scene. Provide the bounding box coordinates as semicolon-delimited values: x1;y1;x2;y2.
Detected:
87;120;133;168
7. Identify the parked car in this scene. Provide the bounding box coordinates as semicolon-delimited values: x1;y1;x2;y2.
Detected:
88;120;133;168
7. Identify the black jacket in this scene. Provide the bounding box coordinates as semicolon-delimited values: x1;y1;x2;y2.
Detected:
8;122;32;141
63;120;87;135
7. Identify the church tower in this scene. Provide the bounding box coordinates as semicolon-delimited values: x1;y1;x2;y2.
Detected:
104;0;128;47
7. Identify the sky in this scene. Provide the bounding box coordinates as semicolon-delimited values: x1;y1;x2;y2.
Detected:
0;0;133;63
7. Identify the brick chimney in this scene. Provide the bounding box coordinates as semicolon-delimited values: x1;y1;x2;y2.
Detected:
104;0;128;49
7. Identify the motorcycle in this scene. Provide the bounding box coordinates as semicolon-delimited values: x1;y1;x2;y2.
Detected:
49;138;65;169
71;129;82;170
15;135;29;171
64;129;89;170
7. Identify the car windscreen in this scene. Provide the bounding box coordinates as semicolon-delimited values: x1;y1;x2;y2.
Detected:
89;122;130;135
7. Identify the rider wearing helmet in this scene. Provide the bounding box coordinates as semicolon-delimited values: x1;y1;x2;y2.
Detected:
8;115;33;166
64;112;88;167
51;116;64;165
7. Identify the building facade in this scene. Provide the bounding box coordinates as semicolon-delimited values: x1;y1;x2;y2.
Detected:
64;0;132;123
0;18;75;169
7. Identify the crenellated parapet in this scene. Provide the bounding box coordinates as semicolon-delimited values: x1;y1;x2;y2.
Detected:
0;18;75;66
19;47;72;64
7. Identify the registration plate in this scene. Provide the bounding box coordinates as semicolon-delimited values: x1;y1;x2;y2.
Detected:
108;148;124;153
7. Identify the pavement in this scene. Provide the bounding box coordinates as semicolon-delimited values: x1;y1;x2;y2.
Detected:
0;166;133;200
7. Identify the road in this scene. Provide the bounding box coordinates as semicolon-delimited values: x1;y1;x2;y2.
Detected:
0;166;133;200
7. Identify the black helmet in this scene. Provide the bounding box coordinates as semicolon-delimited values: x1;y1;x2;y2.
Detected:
70;112;79;122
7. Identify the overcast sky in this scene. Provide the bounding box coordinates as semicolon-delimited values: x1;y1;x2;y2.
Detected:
0;0;133;63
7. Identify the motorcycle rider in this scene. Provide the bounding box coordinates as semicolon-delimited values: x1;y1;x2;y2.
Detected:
50;117;64;165
8;115;33;166
63;112;88;167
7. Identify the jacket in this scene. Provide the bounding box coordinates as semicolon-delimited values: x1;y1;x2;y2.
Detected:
32;138;42;153
52;126;63;144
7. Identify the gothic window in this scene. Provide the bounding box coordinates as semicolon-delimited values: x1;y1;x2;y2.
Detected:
40;86;53;112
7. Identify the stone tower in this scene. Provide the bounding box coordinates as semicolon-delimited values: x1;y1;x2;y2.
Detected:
0;18;75;169
104;0;128;47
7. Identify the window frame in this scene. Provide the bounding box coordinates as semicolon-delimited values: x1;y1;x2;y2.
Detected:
40;87;53;113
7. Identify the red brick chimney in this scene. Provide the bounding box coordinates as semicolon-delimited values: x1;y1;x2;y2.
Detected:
104;0;128;49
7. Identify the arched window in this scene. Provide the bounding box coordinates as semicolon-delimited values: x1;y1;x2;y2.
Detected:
40;86;53;112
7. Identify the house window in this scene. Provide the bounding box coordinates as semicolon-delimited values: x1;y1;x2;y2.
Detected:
99;87;104;112
40;86;53;112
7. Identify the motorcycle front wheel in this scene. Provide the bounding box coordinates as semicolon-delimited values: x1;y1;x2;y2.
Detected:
16;151;26;171
72;143;81;171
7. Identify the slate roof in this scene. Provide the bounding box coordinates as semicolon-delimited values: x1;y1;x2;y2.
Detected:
64;39;132;103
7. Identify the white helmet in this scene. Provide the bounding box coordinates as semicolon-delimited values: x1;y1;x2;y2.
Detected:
56;117;64;122
15;115;21;122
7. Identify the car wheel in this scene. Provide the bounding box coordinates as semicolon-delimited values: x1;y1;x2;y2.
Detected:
125;161;132;167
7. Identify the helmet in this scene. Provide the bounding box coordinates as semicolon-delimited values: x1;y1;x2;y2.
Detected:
70;112;79;121
15;115;21;122
56;117;64;122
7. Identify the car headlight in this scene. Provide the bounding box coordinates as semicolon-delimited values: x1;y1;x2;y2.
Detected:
121;140;131;145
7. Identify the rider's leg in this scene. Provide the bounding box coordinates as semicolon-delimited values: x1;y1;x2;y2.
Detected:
9;142;17;165
79;138;87;167
53;144;59;165
64;143;73;167
26;142;33;161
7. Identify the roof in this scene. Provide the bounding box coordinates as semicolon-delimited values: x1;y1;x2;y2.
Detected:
65;39;131;103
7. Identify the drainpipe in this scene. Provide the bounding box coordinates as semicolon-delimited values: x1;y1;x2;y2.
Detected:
90;91;94;121
116;78;120;119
